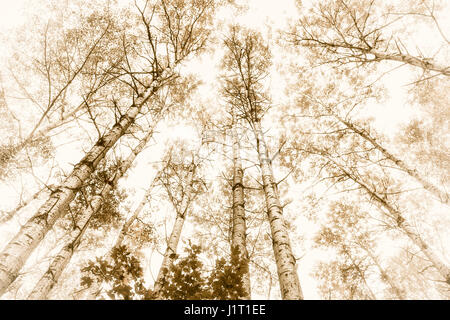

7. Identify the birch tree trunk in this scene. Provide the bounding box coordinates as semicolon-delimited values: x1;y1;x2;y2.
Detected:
26;198;96;300
361;244;405;299
0;185;50;224
298;39;450;76
230;117;251;299
333;160;450;285
26;127;157;299
85;175;158;299
368;49;450;76
114;180;155;248
0;80;163;296
334;114;449;205
152;210;187;294
153;165;196;295
253;121;303;300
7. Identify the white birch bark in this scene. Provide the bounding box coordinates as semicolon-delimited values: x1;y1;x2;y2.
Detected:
368;49;450;76
334;161;450;285
86;177;158;300
153;164;196;295
26;197;97;300
114;180;155;248
303;40;450;75
152;211;186;294
0;80;163;296
26;127;157;299
334;114;449;205
361;245;405;299
231;118;251;299
252;121;303;300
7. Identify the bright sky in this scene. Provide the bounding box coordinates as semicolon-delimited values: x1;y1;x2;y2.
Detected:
0;0;28;34
0;0;448;301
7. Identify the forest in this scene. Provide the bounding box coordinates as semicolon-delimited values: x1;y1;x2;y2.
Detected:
0;0;448;300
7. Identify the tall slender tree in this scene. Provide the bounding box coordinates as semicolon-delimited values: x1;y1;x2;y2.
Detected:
152;143;206;296
288;0;450;76
0;0;216;296
295;91;449;205
26;122;158;299
304;145;450;285
314;201;405;299
229;110;251;299
221;26;303;299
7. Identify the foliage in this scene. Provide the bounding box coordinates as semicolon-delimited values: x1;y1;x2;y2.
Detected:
153;242;249;300
80;242;248;300
81;245;149;300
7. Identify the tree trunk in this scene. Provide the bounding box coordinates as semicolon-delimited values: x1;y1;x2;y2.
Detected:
230;117;251;299
26;127;157;300
333;159;450;286
361;244;405;299
253;121;303;300
153;211;186;294
0;185;50;224
303;40;450;75
335;114;449;205
114;181;155;248
1;66;116;173
153;164;196;295
0;81;162;296
87;176;158;300
368;49;450;76
26;197;97;300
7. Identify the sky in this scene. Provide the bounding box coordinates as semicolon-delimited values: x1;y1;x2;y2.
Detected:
0;0;448;300
0;1;26;30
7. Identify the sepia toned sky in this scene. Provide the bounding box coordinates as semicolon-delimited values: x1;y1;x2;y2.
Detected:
0;0;448;300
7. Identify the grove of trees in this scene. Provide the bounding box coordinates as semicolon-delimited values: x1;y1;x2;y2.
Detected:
0;0;448;300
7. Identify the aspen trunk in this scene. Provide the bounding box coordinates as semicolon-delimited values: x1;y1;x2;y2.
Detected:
303;42;449;75
230;118;251;299
376;195;450;285
335;114;449;205
26;197;97;300
87;178;157;300
334;161;450;285
0;186;50;224
253;121;303;300
368;49;450;76
153;164;196;294
26;128;157;300
0;82;162;296
114;179;155;248
361;245;405;299
342;246;376;299
153;211;186;294
3;72;113;171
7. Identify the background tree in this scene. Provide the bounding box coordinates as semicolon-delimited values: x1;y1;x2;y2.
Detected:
222;25;303;300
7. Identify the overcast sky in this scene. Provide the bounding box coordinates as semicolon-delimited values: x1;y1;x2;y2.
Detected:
0;0;448;300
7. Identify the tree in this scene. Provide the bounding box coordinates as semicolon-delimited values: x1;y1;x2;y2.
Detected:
1;0;448;301
1;3;129;175
288;0;450;76
0;0;216;296
221;26;303;299
314;201;405;299
156;242;248;300
152;142;206;296
26;121;157;299
229;109;251;299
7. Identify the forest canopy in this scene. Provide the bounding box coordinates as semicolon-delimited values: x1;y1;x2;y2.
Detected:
0;0;448;300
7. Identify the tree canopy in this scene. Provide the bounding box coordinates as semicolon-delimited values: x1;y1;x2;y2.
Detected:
0;0;448;300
